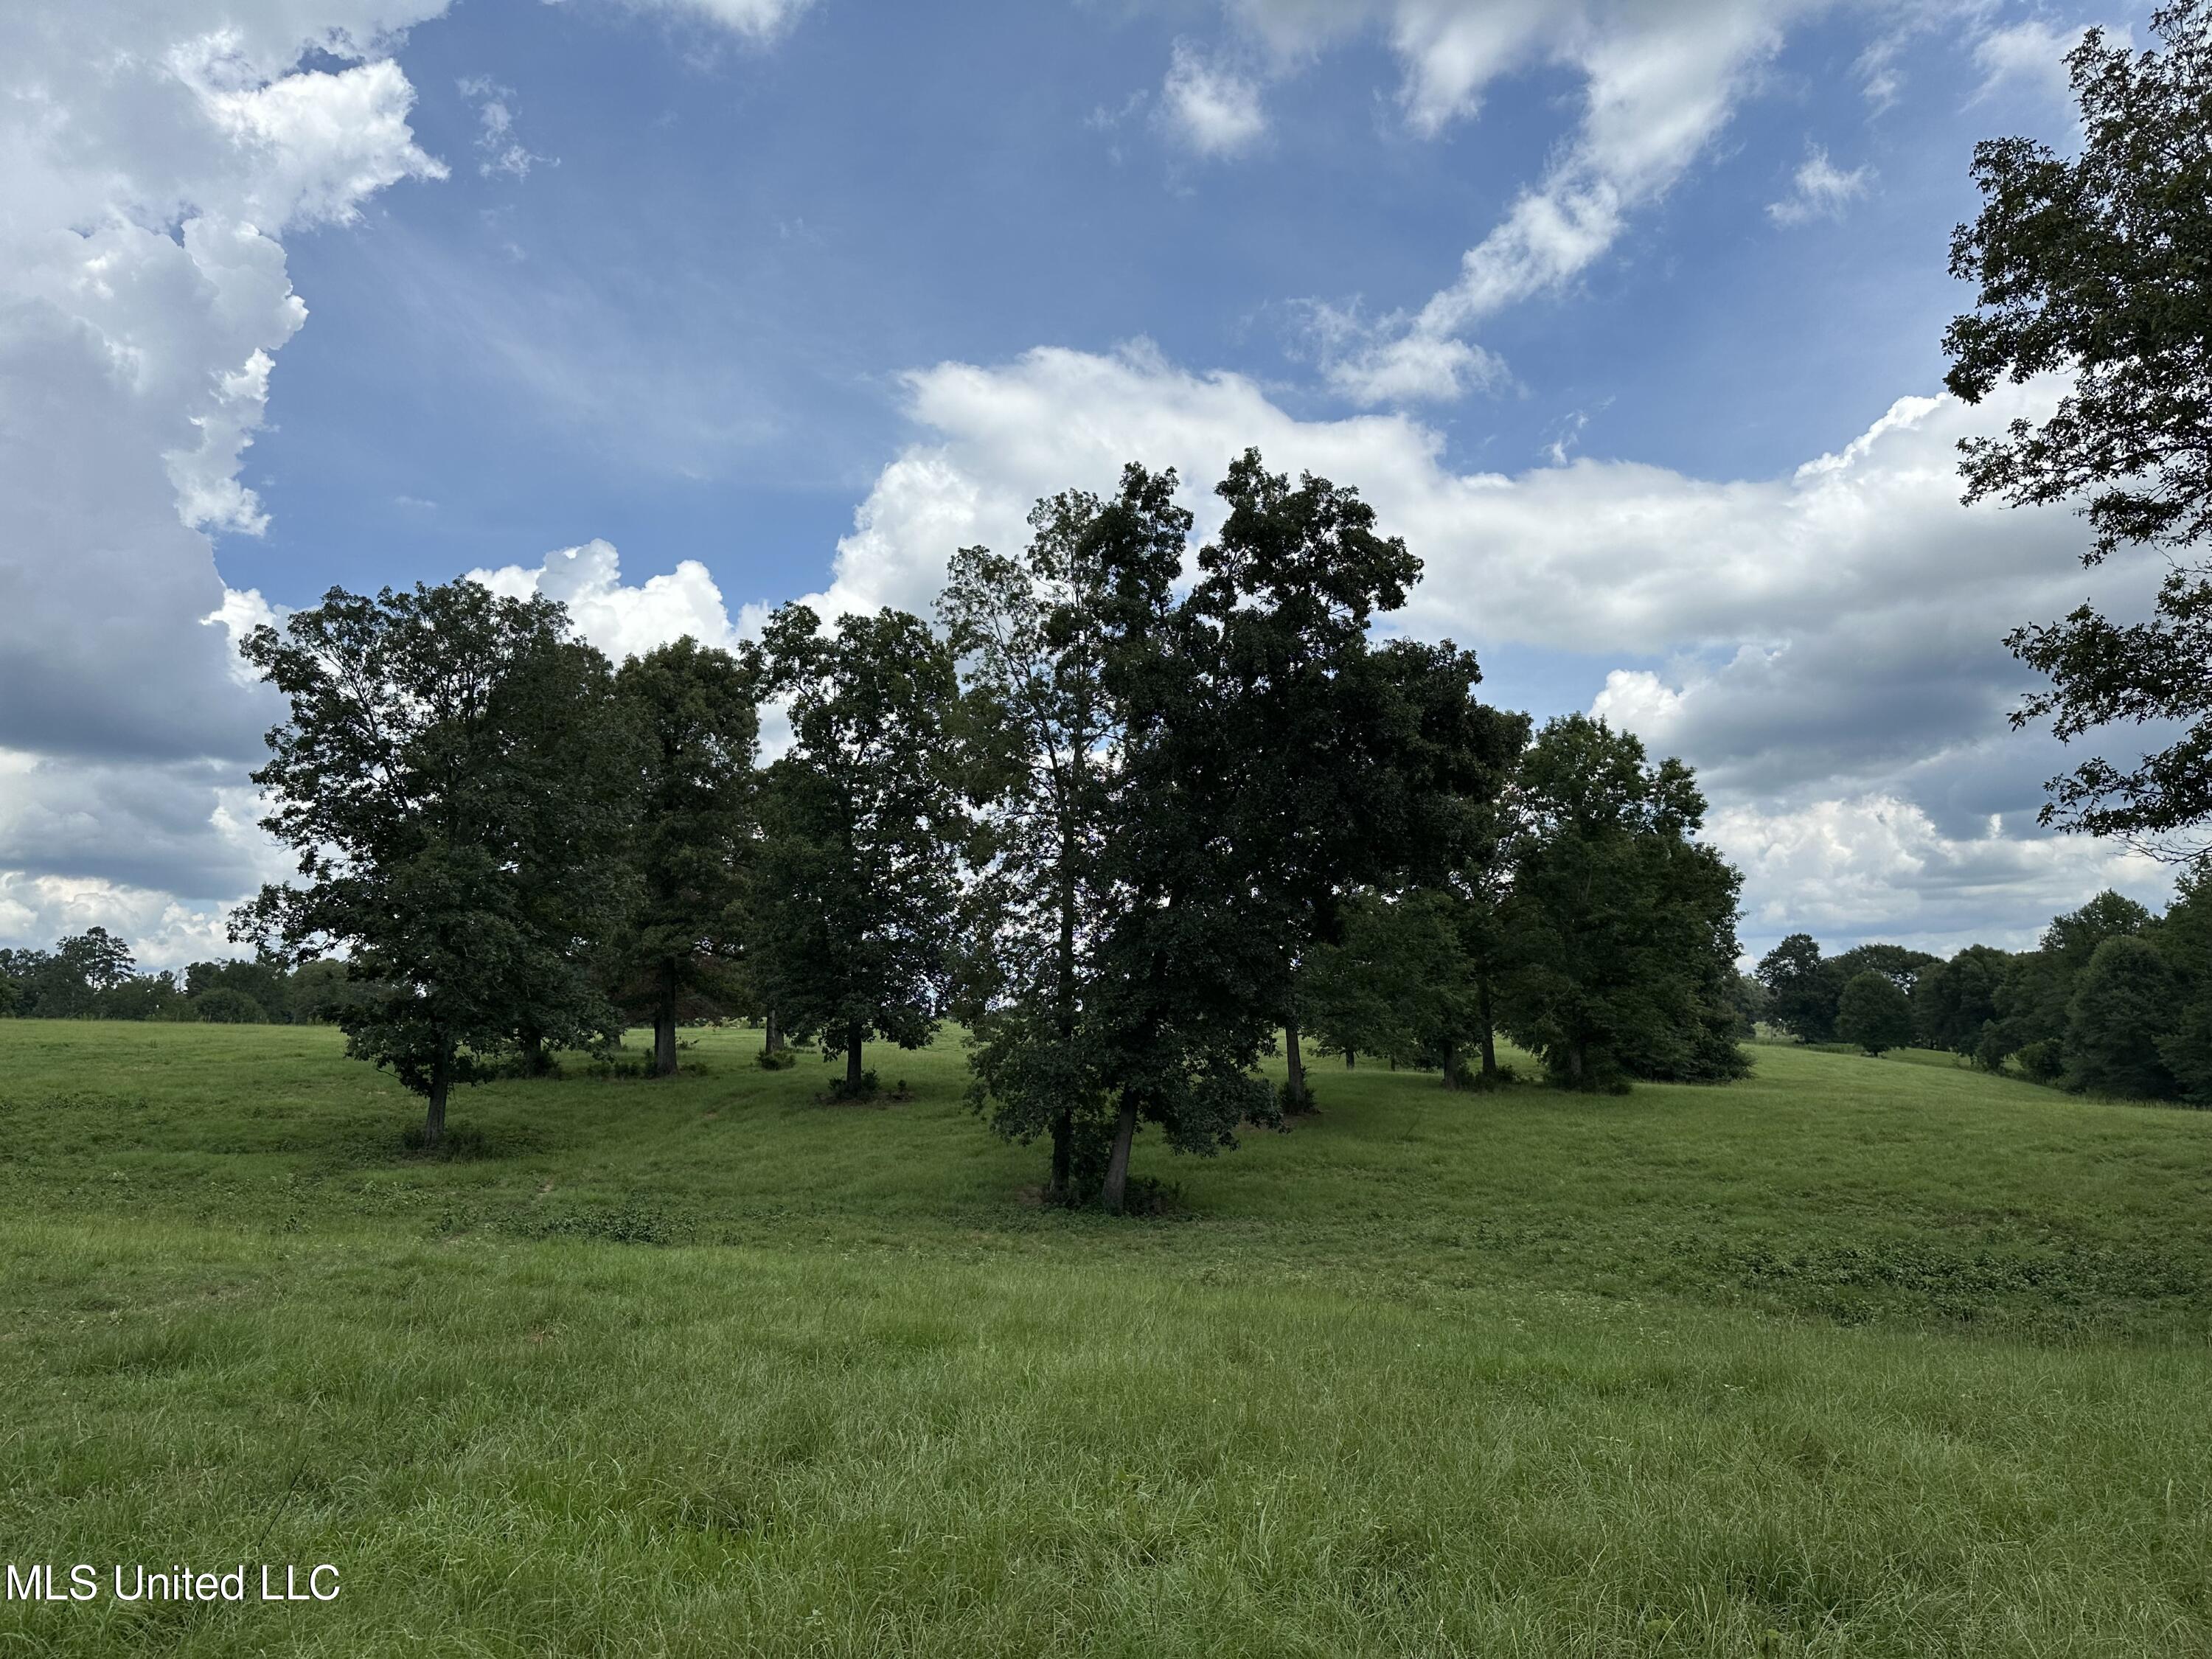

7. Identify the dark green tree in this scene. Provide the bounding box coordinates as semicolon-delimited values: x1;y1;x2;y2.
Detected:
194;986;268;1024
1184;453;1429;1110
1913;944;2013;1055
1831;942;1941;995
1837;970;1914;1056
610;639;760;1077
1946;2;2212;850
2065;935;2181;1096
1754;933;1846;1044
751;605;967;1096
1978;891;2157;1075
1498;716;1750;1090
2154;868;2212;1098
233;581;630;1146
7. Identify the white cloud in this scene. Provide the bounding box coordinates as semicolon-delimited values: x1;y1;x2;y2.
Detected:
798;339;2146;948
1971;17;2096;105
0;874;251;974
611;0;817;39
1767;145;1872;225
470;539;742;661
458;74;552;179
1223;0;1815;403
0;1;453;785
1712;795;2170;957
1161;42;1269;157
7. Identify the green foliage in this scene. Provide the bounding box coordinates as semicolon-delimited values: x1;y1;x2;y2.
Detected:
189;985;267;1024
1304;889;1467;1071
1913;944;2011;1056
608;637;760;1075
1837;970;1914;1056
232;580;632;1143
2064;936;2182;1097
751;605;966;1088
1947;2;2212;846
1500;716;1750;1090
1755;933;1845;1044
939;479;1135;1200
754;1046;797;1071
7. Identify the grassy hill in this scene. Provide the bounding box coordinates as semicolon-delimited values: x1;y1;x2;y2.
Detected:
1;1023;2207;1655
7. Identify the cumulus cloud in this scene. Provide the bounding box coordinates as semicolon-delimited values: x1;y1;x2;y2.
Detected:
1767;145;1872;224
787;339;2150;949
470;539;742;661
1161;42;1269;157
1713;795;2169;957
0;0;818;965
0;0;462;964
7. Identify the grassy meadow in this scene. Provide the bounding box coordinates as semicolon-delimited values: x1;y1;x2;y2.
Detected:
1;1021;2208;1655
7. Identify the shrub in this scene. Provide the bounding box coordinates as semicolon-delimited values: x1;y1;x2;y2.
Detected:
756;1046;798;1071
826;1068;880;1102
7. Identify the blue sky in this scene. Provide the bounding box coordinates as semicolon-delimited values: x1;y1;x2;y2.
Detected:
0;0;2174;967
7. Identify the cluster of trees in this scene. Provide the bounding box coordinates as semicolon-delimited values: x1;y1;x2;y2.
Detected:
1755;883;2212;1101
0;929;345;1024
217;453;1748;1207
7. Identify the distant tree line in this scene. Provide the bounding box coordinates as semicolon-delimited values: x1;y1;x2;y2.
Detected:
1753;883;2212;1102
0;928;349;1024
7;454;1750;1208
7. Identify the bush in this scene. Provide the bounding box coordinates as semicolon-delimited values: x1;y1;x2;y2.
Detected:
826;1068;880;1102
756;1046;798;1071
2015;1038;2065;1082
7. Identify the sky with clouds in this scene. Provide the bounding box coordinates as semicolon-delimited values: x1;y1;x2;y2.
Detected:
0;0;2176;970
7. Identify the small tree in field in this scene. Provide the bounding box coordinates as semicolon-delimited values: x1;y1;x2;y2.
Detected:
234;581;630;1146
1837;970;1914;1056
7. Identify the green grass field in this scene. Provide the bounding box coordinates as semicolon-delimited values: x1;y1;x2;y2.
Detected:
1;1023;2208;1656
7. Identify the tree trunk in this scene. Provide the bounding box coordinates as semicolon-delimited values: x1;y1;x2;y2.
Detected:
1049;1108;1073;1202
1441;1039;1461;1090
653;961;678;1079
521;1029;549;1078
1345;1050;1356;1070
1100;1091;1139;1214
845;1023;865;1092
423;1042;452;1147
1284;1015;1308;1110
1477;977;1499;1082
764;1006;782;1053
